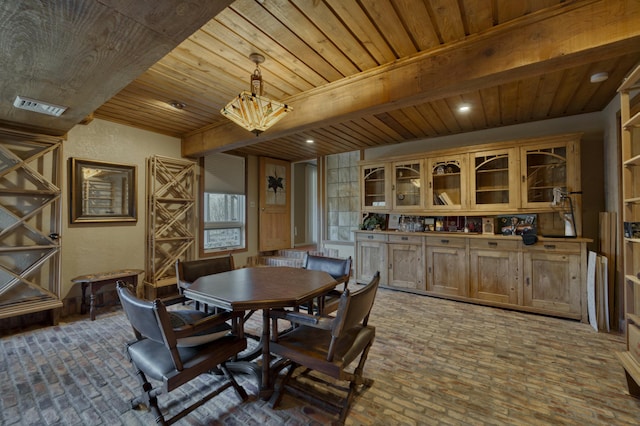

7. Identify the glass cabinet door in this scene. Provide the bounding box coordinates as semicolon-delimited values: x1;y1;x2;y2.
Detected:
361;163;389;210
521;142;570;208
392;160;423;210
471;148;518;210
426;155;466;210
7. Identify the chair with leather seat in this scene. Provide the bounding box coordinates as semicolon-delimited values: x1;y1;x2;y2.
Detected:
175;254;234;311
302;253;352;315
116;281;248;426
269;271;380;425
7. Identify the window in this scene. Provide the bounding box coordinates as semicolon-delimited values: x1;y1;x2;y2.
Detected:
326;151;360;242
203;193;245;250
202;153;246;254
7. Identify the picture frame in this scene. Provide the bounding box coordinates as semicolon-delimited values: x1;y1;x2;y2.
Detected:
496;214;537;236
69;158;137;223
387;213;401;230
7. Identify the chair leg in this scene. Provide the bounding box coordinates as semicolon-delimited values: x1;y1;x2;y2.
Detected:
271;362;298;408
130;368;167;425
219;362;248;401
338;343;374;424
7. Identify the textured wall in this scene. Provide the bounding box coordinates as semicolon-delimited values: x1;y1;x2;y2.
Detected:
62;119;182;299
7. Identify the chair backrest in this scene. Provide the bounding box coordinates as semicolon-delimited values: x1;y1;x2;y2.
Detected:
304;254;352;284
327;271;380;360
117;282;183;370
176;254;234;284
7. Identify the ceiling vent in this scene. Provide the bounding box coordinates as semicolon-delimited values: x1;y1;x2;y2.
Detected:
13;96;68;117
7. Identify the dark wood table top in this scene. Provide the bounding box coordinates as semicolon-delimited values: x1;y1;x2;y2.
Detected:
71;269;143;283
184;266;337;311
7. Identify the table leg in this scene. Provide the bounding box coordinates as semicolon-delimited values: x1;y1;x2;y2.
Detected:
80;283;88;315
89;283;96;321
259;308;272;400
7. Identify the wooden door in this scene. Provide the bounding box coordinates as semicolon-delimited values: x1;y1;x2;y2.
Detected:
469;239;521;304
259;157;291;251
355;240;387;285
426;237;467;297
388;243;424;290
523;250;581;317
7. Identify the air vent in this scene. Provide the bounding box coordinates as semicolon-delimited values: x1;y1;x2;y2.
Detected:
13;96;67;117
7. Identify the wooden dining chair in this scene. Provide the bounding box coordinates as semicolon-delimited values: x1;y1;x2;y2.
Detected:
116;282;247;425
175;254;234;311
302;253;352;315
268;271;380;424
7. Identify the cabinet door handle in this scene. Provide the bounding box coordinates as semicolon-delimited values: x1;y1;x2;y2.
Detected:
522;175;525;183
428;266;432;273
441;239;449;244
367;235;374;239
389;263;392;269
401;236;408;241
526;277;530;286
544;244;556;249
488;241;498;247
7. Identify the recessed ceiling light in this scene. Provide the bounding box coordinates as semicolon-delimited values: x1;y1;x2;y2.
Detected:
168;100;186;109
590;72;609;83
458;104;471;113
306;139;314;144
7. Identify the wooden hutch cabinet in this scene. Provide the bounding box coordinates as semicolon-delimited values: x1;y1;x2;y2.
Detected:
355;132;588;322
355;231;587;321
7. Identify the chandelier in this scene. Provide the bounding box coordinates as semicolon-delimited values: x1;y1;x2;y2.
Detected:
221;53;292;136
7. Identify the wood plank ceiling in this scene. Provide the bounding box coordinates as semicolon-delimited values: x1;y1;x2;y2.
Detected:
2;1;640;162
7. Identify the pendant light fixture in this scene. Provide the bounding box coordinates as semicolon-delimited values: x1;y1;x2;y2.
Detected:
221;53;292;136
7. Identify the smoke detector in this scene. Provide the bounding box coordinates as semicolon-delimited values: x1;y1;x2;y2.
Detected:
13;96;68;117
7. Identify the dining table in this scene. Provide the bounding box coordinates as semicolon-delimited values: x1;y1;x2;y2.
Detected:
183;266;337;399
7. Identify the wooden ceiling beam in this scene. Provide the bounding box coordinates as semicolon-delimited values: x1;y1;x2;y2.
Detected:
183;0;640;157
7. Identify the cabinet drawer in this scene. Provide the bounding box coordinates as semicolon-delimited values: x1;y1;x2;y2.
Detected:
525;241;580;253
426;236;466;248
356;233;388;242
469;238;519;251
389;234;423;244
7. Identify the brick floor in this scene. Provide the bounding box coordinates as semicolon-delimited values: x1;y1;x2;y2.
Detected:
1;288;640;425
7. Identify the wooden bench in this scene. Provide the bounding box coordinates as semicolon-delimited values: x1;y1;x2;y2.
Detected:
72;269;143;320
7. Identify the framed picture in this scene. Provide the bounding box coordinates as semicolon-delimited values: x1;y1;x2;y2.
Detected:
387;214;401;230
264;161;287;206
69;158;137;223
496;214;537;236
